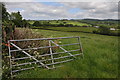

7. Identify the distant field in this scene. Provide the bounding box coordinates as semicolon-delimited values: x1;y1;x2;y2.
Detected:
28;19;118;28
32;26;119;36
28;20;34;24
80;19;118;28
49;20;91;26
32;27;97;33
16;28;118;78
44;27;97;33
28;20;91;27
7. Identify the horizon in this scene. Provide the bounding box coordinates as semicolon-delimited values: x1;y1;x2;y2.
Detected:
26;18;120;20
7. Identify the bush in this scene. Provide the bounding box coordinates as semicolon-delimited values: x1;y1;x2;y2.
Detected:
2;21;15;50
2;28;50;79
64;24;73;27
13;28;46;48
109;30;120;36
2;21;15;79
93;26;110;35
33;21;42;26
42;22;51;26
21;19;30;27
93;26;120;36
117;26;120;29
98;26;110;35
93;30;98;34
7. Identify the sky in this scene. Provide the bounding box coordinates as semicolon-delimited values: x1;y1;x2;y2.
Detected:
3;0;119;20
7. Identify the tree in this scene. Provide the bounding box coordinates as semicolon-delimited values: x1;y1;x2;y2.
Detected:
21;19;30;27
33;21;41;26
11;11;22;20
1;3;10;21
1;3;15;42
10;11;29;27
43;22;51;26
98;26;110;35
10;11;23;27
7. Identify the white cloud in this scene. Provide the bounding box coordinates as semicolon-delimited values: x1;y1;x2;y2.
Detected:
0;0;119;2
62;2;118;19
0;0;34;2
5;2;71;20
5;2;118;20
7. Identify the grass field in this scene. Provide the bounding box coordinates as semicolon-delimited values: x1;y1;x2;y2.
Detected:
44;27;97;33
28;20;91;27
32;27;97;34
16;28;118;78
49;20;91;26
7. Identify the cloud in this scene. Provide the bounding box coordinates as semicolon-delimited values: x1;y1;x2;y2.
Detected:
1;0;34;2
5;2;71;20
0;0;119;2
5;2;118;20
62;2;118;19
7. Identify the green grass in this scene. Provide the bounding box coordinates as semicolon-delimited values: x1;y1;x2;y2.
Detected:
28;20;118;28
44;27;97;33
28;20;91;27
16;28;118;78
32;27;97;33
28;20;35;24
50;20;91;26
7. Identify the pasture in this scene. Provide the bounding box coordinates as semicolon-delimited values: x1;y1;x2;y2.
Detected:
41;27;97;33
28;20;91;27
49;20;91;26
15;27;118;78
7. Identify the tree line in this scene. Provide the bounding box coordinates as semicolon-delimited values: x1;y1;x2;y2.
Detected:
2;4;30;27
32;21;88;27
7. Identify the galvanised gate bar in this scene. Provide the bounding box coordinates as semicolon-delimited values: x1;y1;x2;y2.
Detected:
8;36;84;76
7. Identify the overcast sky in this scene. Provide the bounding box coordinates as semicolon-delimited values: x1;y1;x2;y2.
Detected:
4;1;119;20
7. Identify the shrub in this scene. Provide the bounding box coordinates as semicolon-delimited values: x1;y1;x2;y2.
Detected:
43;22;51;26
64;24;73;27
98;26;110;35
2;28;50;79
109;30;120;36
117;26;120;29
2;21;15;51
21;19;30;28
33;21;42;26
93;30;98;34
93;26;110;35
2;21;15;79
93;26;120;36
13;28;46;49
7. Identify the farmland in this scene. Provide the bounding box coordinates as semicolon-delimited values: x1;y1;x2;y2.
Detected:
28;20;91;27
49;20;91;26
2;19;119;79
15;27;118;78
1;2;119;79
28;19;119;28
29;19;119;36
32;27;97;33
80;19;119;28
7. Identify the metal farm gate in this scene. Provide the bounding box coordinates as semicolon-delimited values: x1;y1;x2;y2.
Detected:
8;36;84;76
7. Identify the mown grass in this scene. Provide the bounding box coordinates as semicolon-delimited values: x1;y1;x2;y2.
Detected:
16;28;118;78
